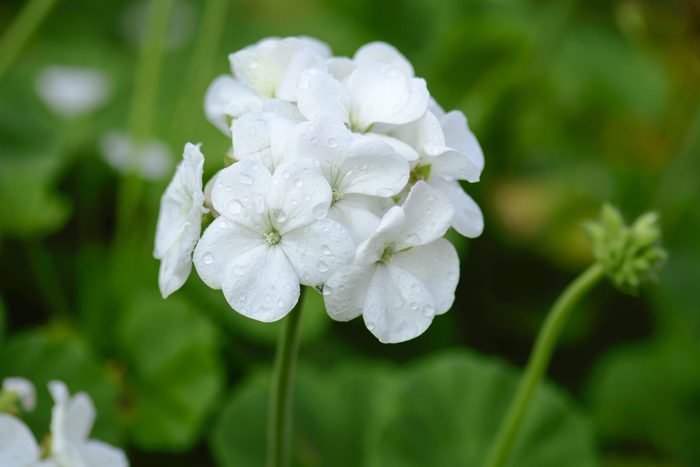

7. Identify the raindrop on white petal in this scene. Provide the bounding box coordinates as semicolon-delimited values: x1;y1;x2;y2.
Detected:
321;245;331;255
277;210;288;223
359;163;368;171
253;193;265;213
294;178;303;188
310;136;318;144
322;285;333;296
317;261;329;273
239;174;253;185
277;299;285;308
228;200;242;214
407;233;420;244
312;203;327;220
239;293;247;302
410;302;419;311
366;322;375;331
328;137;337;148
282;170;291;179
202;253;214;265
378;188;393;197
423;305;435;317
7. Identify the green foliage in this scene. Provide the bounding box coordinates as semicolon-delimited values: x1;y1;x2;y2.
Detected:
118;292;225;450
211;352;597;466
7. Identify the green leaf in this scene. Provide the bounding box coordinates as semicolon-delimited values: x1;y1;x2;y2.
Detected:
0;298;5;347
0;329;120;443
368;351;598;467
118;291;225;451
211;363;395;467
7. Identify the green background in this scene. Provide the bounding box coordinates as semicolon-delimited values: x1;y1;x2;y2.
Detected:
0;0;698;465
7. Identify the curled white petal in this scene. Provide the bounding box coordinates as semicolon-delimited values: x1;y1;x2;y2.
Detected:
2;377;36;412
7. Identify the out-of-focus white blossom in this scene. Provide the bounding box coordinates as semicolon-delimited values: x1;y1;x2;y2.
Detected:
0;414;41;467
2;377;36;412
35;66;110;118
101;131;173;180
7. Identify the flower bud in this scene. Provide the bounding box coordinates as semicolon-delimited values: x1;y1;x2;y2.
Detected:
584;204;666;293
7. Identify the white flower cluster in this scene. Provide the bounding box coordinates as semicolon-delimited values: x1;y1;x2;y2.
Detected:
154;37;484;343
0;378;128;467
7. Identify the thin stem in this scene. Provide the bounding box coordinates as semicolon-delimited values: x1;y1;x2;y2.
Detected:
267;289;306;467
169;0;228;142
483;263;605;467
114;0;174;244
0;0;59;80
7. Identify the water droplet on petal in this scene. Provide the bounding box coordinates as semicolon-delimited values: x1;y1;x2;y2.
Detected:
423;305;435;317
410;302;419;311
253;193;265;213
366;322;375;331
321;245;331;255
202;253;214;265
239;174;253;185
277;299;285;308
282;170;291;179
293;178;303;188
312;203;327;220
328;137;337;148
239;293;247;302
317;261;329;273
228;200;242;215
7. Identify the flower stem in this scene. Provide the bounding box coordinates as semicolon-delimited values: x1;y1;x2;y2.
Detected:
483;263;605;467
267;289;306;467
0;0;59;80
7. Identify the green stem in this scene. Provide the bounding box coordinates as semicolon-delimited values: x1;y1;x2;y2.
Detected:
114;0;174;244
0;0;59;80
483;263;605;467
169;0;228;142
0;390;19;413
267;289;306;467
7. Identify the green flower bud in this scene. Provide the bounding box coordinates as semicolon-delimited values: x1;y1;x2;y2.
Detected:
584;204;666;293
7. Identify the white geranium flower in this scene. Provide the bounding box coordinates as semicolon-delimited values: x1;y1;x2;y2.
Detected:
2;377;36;412
193;159;354;322
296;63;429;133
100;131;173;180
323;182;459;343
292;119;409;241
0;414;41;467
231;101;304;172
36;66;110;118
205;37;330;134
394;110;485;237
48;381;128;467
154;143;206;298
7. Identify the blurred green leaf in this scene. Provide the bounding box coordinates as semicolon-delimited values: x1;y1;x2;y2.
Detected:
211;363;395;467
0;329;120;443
368;351;598;467
0;297;5;347
118;292;224;451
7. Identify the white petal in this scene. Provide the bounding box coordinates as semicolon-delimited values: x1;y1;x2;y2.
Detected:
363;264;435;343
211;159;272;232
329;194;382;243
366;134;419;162
440;110;484;178
326;56;355;80
230;37;330;99
354;41;414;77
193;217;266;289
355;206;406;264
339;137;409;197
393;181;453;250
64;392;96;443
268;160;332;234
222;244;300;322
345;64;429;131
281;218;354;285
78;440;128;467
276;47;327;101
0;414;40;466
291;119;353;170
393;111;447;157
428;149;482;183
323;264;375;321
204;75;262;135
391;238;459;314
153;143;205;297
231;110;297;172
36;66;110;118
428;177;484;238
2;377;36;412
296;69;351;125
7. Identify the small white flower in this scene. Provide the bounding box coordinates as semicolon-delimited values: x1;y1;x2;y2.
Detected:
154;143;206;298
48;381;128;467
231;102;304;172
292;119;409;241
394;110;485;237
323;182;459;343
36;66;110;118
205;37;330;134
100;131;173;180
2;377;36;412
193;159;354;322
296;62;429;133
0;414;41;467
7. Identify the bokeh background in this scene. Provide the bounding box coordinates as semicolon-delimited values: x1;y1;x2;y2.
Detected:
1;0;699;465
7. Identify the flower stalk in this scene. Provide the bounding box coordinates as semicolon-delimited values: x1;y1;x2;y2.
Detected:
483;263;605;467
267;289;305;467
0;0;59;80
